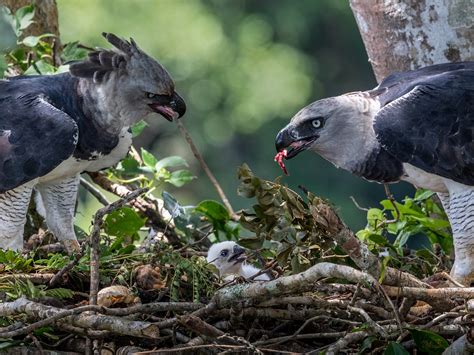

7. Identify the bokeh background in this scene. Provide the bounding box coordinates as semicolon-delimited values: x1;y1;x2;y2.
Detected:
56;0;415;231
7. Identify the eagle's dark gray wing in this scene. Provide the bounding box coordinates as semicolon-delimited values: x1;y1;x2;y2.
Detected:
373;62;474;106
0;95;78;192
373;69;474;186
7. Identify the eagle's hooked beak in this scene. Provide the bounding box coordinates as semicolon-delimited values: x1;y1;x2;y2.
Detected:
150;91;186;121
228;244;246;265
275;125;317;159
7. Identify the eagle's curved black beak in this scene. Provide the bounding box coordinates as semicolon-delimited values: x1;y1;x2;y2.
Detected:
150;91;186;121
275;126;317;159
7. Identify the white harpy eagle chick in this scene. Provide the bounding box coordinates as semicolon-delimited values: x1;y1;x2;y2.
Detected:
275;62;474;286
0;33;186;252
207;241;270;281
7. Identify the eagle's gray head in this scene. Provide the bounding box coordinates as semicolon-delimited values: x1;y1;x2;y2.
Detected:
207;241;246;277
275;94;379;170
70;33;186;123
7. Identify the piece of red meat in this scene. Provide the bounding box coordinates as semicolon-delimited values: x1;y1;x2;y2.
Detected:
274;150;288;175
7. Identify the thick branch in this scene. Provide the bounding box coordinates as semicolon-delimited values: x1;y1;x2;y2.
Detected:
212;262;376;308
0;298;160;339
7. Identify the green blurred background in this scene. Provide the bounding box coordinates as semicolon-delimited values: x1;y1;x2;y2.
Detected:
57;0;415;232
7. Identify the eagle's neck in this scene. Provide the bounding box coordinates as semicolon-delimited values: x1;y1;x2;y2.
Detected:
317;94;404;183
77;74;147;135
313;94;381;172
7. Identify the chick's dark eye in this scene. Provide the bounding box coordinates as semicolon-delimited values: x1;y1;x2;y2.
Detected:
220;250;228;257
311;117;324;129
146;92;158;99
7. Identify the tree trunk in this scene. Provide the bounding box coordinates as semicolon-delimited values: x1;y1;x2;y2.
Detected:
349;0;474;83
0;0;60;46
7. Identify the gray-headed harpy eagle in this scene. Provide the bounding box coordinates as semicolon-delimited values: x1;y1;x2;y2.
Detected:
0;33;186;252
275;62;474;286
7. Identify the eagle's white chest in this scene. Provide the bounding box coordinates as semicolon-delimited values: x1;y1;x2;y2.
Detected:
401;163;449;193
39;127;132;183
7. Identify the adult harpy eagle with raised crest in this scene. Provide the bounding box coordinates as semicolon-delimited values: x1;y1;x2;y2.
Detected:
275;62;474;285
0;33;186;252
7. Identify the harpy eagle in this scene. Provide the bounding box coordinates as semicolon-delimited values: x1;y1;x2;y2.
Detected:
207;241;270;281
275;62;474;286
0;33;186;253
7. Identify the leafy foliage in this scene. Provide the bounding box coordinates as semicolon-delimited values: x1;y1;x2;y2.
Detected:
356;189;452;279
237;164;337;274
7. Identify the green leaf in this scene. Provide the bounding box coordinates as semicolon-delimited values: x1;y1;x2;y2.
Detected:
24;59;56;75
166;169;195;187
155;156;188;171
14;5;34;34
409;328;448;354
61;41;88;62
104;207;146;238
384;342;410;355
116;157;141;175
367;208;385;228
140;148;158;169
21;34;54;47
195;200;229;221
414;189;435;201
131;120;148;137
367;233;388;246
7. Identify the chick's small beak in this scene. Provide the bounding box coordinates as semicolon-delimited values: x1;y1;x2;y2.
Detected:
228;245;246;264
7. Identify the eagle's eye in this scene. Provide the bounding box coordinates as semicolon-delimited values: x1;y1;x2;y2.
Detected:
145;92;158;99
220;250;229;257
311;118;324;129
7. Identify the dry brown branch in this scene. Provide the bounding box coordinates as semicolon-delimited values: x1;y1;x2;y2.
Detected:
87;172;182;246
0;301;202;339
89;188;147;307
0;298;160;339
176;120;236;219
323;331;369;355
383;286;472;310
347;305;388;337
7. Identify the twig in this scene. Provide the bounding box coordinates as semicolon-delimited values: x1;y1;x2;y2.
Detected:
322;331;369;355
89;188;146;306
350;196;370;211
135;344;251;354
176;120;236;219
383;183;400;222
80;177;110;206
247;260;278;281
49;242;88;287
348;305;388;337
253;331;347;346
441;271;466;288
